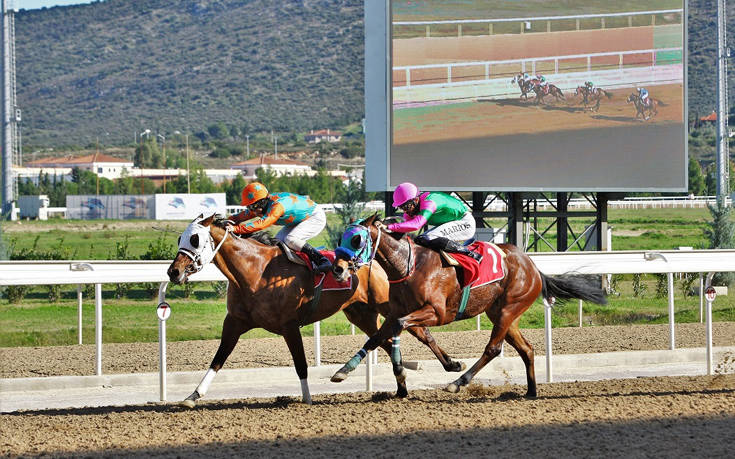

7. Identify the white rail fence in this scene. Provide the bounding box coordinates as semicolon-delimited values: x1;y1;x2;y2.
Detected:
394;9;684;38
393;47;682;105
1;249;734;399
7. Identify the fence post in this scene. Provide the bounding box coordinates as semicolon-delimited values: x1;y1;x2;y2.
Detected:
699;273;704;323
488;23;493;35
457;24;462;37
578;299;583;327
95;283;102;376
705;272;715;375
543;297;554;383
667;272;675;350
157;281;170;402
77;285;83;345
425;25;430;38
628;16;633;27
314;321;321;367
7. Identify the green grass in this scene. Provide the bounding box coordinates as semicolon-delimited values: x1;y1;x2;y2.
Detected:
1;206;731;348
2;277;733;348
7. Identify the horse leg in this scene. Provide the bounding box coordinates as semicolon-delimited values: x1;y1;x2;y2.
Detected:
182;313;251;408
331;304;440;383
504;320;536;398
282;321;312;404
406;326;466;372
342;304;409;397
445;301;535;394
331;315;401;382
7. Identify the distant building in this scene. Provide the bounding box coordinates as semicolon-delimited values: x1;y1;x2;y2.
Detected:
26;153;134;180
231;155;314;180
304;129;342;144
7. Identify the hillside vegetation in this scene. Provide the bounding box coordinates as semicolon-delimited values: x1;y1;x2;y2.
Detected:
11;0;732;149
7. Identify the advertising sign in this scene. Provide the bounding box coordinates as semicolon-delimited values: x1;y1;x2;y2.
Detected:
154;193;227;220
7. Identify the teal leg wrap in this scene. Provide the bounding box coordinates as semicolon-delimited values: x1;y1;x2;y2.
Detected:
344;349;367;372
391;336;402;366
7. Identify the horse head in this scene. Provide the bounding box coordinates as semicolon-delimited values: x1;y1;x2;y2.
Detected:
332;213;383;282
626;93;637;104
167;213;224;284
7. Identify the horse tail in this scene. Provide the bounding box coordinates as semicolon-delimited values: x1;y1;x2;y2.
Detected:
603;90;613;99
656;99;667;106
540;272;607;305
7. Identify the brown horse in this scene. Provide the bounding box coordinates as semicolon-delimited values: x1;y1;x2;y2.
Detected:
330;215;607;398
626;92;661;120
166;214;463;405
575;85;612;112
532;82;565;105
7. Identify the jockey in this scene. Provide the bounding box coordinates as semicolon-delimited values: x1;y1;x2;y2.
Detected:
637;87;649;106
387;182;482;262
585;81;595;93
228;182;332;272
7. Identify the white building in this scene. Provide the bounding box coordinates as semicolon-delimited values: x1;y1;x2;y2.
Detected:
304;129;342;144
26;153;134;180
231;155;314;180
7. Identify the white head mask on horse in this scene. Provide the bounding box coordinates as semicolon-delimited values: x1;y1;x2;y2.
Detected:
177;214;229;275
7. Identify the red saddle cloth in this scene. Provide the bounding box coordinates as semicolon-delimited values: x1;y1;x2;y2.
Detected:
451;241;506;289
296;250;352;290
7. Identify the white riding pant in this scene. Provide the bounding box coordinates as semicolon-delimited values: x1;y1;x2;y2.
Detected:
275;206;327;251
422;212;476;243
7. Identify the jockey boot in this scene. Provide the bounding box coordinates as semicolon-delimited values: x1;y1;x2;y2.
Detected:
416;235;482;263
302;243;332;273
444;239;483;263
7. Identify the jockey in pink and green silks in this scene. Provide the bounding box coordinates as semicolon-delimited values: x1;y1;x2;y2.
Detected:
387;182;482;262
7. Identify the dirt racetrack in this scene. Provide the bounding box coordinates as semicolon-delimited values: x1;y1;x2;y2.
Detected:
393;84;683;145
2;324;735;457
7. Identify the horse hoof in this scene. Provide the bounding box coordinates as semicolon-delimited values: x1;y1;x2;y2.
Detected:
403;361;422;371
331;372;348;383
397;387;409;398
395;368;407;384
180;399;196;409
303;396;313;405
445;383;461;393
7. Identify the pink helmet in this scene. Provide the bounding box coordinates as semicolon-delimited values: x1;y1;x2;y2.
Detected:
392;182;418;208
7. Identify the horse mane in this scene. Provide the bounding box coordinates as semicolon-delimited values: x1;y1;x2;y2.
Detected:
243;231;279;246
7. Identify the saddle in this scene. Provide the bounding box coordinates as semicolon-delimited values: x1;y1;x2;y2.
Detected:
276;240;309;267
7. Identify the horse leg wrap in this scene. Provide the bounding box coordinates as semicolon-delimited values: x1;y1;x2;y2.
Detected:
194;368;217;397
344;348;368;372
391;336;402;368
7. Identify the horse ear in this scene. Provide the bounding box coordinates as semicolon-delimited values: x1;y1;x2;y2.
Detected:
363;212;379;226
200;214;216;227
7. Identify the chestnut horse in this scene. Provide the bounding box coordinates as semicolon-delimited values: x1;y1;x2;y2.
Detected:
330;215;607;398
166;214;463;405
575;85;612;112
626;92;661;120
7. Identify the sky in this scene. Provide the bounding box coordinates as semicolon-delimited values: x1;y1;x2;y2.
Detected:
12;0;99;11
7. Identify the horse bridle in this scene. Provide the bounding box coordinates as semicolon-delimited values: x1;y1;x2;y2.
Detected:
178;225;230;275
341;224;381;273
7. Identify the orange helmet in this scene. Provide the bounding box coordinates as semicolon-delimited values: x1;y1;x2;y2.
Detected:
241;182;269;206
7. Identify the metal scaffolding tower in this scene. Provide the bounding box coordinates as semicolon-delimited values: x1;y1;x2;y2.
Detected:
717;0;730;205
1;0;20;215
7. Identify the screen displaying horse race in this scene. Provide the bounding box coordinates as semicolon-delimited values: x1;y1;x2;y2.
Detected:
381;0;686;191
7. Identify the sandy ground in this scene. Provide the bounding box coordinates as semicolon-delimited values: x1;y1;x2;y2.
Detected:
1;323;734;457
2;322;734;378
393;84;683;145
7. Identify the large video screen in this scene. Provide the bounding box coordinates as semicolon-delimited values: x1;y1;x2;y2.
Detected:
366;0;687;192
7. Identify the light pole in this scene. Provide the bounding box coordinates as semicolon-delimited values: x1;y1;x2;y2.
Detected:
139;129;151;195
185;134;190;194
157;134;166;193
245;134;250;159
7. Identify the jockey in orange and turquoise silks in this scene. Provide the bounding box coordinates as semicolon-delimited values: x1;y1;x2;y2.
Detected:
229;182;332;272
